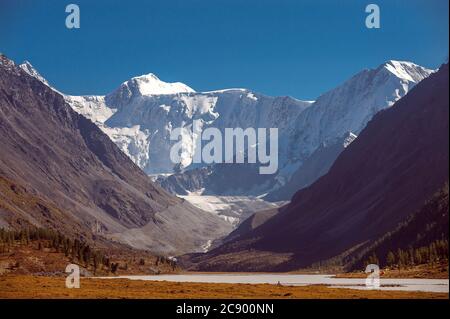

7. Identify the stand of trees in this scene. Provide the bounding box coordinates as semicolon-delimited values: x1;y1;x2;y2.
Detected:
0;227;179;274
364;239;448;269
0;227;110;274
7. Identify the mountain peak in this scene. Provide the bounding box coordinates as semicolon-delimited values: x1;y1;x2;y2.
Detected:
380;60;434;82
123;72;195;96
384;59;416;66
18;60;50;86
133;72;160;80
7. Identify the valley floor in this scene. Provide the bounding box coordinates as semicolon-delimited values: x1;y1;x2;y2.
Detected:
0;275;447;299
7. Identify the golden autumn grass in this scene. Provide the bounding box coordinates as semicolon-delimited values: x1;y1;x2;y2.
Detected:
0;275;448;299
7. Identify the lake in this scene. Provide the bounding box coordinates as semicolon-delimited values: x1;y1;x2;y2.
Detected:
101;273;449;293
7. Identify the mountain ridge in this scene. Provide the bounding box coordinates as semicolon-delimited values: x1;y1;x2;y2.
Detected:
154;60;434;198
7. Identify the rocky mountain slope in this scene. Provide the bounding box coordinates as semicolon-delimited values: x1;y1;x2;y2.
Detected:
0;54;231;255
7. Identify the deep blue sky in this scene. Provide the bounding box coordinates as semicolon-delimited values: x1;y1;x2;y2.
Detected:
0;0;448;100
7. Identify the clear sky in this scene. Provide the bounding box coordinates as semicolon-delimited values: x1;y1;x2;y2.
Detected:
0;0;448;100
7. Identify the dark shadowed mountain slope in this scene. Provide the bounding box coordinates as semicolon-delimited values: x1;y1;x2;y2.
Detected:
346;182;448;270
183;64;449;271
0;55;230;254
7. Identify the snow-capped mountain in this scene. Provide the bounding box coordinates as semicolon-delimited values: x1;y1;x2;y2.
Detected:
104;89;312;174
19;60;434;198
107;73;195;104
265;132;358;201
154;60;434;197
285;60;434;164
